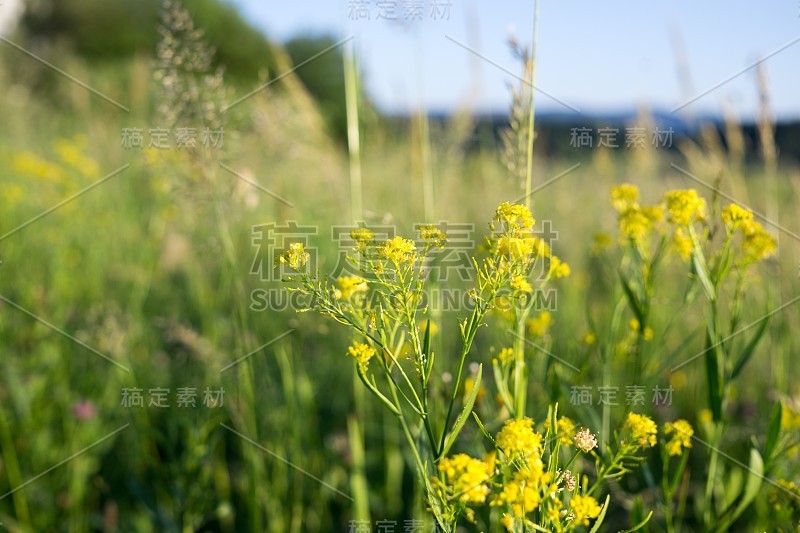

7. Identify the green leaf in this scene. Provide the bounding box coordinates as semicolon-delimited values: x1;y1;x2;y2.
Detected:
588;495;611;533
691;246;716;303
719;448;764;529
765;401;783;463
619;270;644;325
422;318;432;359
472;412;496;445
730;314;770;380
441;364;482;458
620;510;654;533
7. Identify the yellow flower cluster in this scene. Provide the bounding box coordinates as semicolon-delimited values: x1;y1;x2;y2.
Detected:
347;342;376;372
610;184;663;246
494;235;534;261
496;417;543;459
670;227;693;261
510;275;533;294
495;202;536;231
722;204;754;231
569;494;602;526
378;236;417;264
526;311;553;338
663;419;693;456
493;460;552;522
549;415;576;445
436;453;492;504
625;412;658;448
336;276;367;301
610;184;640;211
497;347;515;365
664;189;707;226
350;227;374;251
276;242;310;270
417;224;447;247
548;256;571;279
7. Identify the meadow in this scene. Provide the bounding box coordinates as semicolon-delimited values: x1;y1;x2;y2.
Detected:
0;2;799;531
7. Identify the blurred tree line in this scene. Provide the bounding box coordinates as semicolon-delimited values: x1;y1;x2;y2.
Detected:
18;0;350;138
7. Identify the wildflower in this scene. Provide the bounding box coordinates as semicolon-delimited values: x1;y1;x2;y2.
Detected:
610;184;640;212
569;494;602;526
495;202;535;231
417;224;446;247
663;419;693;456
497;347;515;365
510;275;532;294
350;227;374;252
550;416;576;445
347;342;375;372
625;412;658;448
741;224;776;264
491;460;552;518
722;204;754;232
72;400;98;421
435;453;492;504
670;227;693;260
526;311;553;338
494;235;534;261
573;427;598;453
336;276;367;301
379;236;416;264
618;205;653;243
562;469;576;491
276;242;310;270
548;256;571;278
496;417;543;459
582;332;597;345
664;189;707;226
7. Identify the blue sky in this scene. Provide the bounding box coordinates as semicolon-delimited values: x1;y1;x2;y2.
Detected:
229;0;800;119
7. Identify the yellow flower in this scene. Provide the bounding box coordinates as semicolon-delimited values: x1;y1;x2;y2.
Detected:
417;224;446;247
510;275;533;294
618;205;654;244
276;242;310;270
526;311;553;338
582;331;597;345
664;189;707;226
625;412;658;448
548;256;571;278
491;459;552;518
495;202;535;231
610;183;640;212
496;417;543;459
569;494;602;526
435;453;492;504
663;419;693;456
497;347;515;365
670;227;693;261
379;236;417;264
550;416;576;445
741;223;776;264
350;227;374;252
347;342;375;372
336;276;367;301
494;235;534;261
722;204;754;231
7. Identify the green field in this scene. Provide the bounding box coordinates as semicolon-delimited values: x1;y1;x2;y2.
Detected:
1;2;799;532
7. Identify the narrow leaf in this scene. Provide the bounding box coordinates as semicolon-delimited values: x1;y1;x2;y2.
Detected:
441;364;482;458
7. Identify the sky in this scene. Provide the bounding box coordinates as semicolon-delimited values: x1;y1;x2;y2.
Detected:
230;1;799;119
